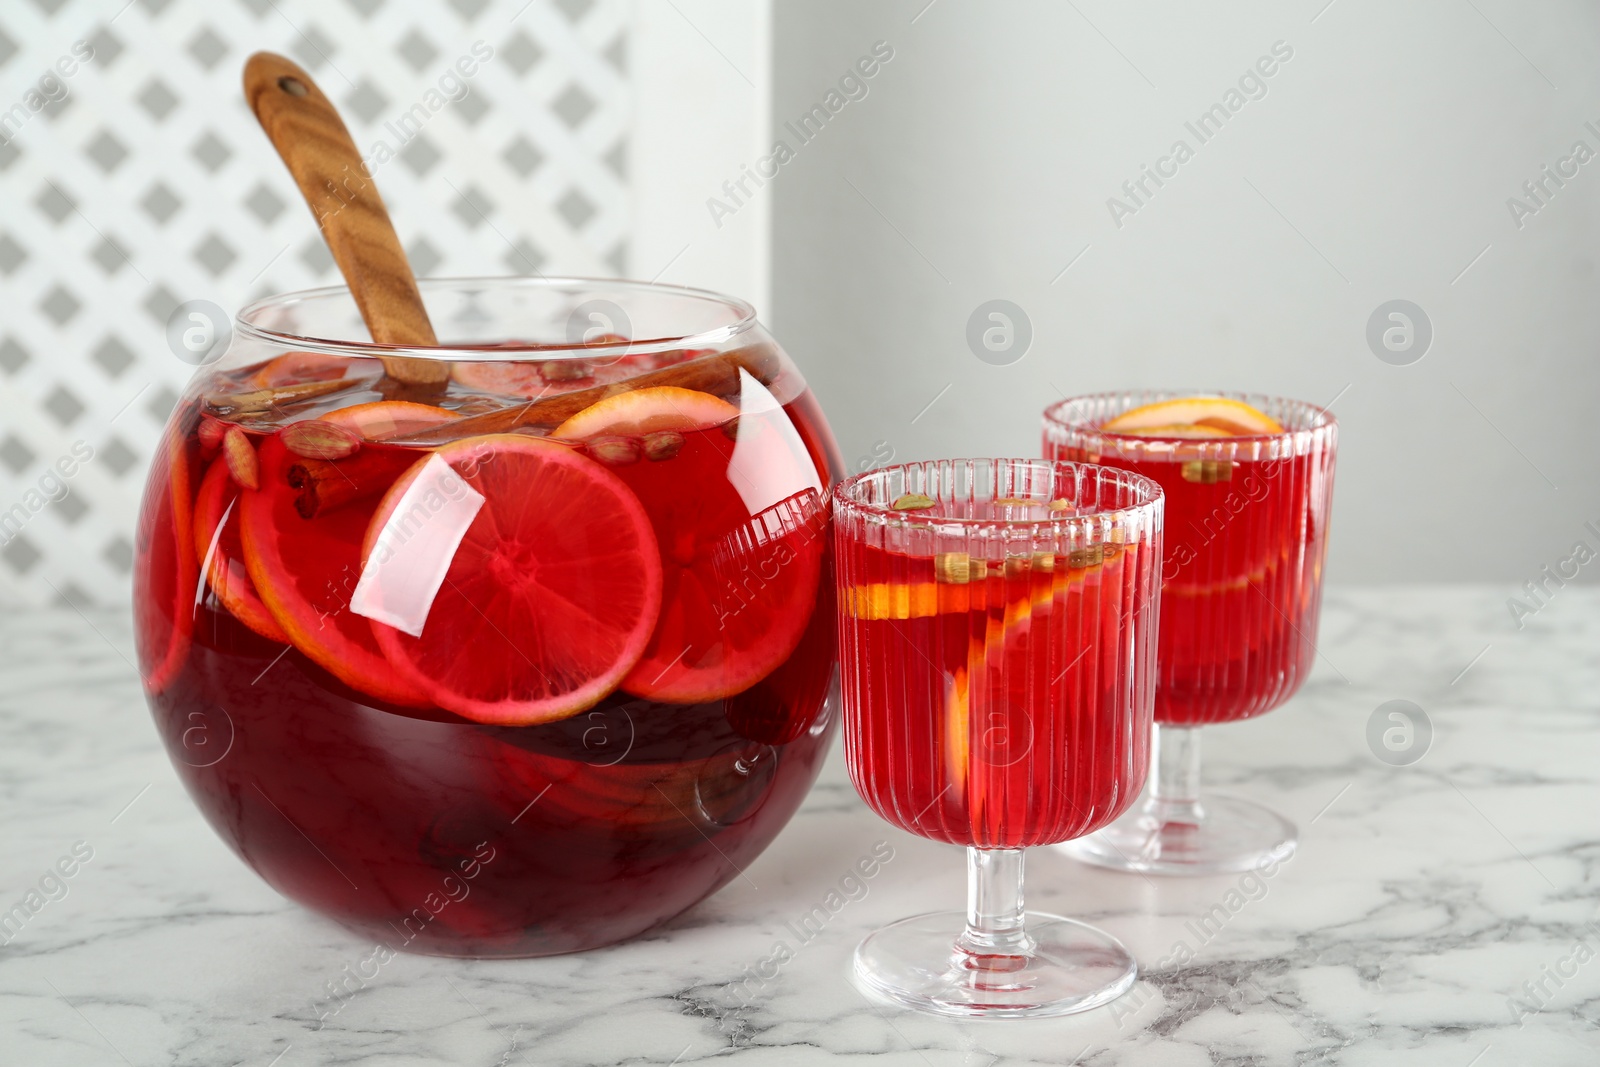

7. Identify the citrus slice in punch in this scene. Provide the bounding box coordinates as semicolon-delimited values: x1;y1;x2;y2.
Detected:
364;435;663;725
134;423;198;695
725;570;835;746
1101;396;1284;437
619;481;824;704
250;350;352;388
551;386;739;439
239;434;432;707
552;385;823;703
320;400;462;439
193;456;289;643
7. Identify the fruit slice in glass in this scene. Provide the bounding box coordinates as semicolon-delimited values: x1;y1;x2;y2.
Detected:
321;400;462;439
249;350;352;388
135;422;198;694
719;489;833;745
194;455;290;643
239;433;434;708
546;384;826;703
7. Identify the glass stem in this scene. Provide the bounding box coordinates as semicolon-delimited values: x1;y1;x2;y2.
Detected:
954;848;1034;963
1150;724;1204;826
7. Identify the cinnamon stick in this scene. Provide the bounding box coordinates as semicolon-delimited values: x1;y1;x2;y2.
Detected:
383;344;784;446
287;446;422;519
204;376;364;416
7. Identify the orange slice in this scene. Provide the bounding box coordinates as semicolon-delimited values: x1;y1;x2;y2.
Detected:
239;435;432;707
1102;396;1284;437
364;435;663;724
321;400;463;439
843;581;958;620
134;423;197;695
1114;423;1233;439
193;456;289;643
725;572;836;745
621;489;824;704
552;386;739;439
842;549;1114;621
549;384;824;703
250;351;352;388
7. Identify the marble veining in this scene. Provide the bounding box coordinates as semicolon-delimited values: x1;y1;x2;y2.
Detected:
0;586;1596;1065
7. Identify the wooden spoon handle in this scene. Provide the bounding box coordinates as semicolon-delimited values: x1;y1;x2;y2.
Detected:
243;52;448;388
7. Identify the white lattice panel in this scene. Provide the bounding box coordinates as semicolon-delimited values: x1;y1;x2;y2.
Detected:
0;0;632;606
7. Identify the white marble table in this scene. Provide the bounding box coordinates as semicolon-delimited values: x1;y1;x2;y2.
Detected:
1;586;1596;1065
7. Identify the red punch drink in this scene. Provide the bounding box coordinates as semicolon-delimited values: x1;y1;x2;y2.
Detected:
832;458;1164;1017
837;517;1159;848
1043;394;1337;726
1044;392;1337;876
134;280;843;956
1098;447;1326;725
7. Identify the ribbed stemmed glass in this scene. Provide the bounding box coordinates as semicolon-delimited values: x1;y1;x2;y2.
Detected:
833;458;1162;1017
1043;392;1337;875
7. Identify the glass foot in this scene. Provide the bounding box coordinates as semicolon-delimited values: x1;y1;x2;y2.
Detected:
1064;794;1297;876
852;911;1136;1018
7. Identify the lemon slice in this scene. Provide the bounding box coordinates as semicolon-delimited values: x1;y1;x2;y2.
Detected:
1102;396;1284;437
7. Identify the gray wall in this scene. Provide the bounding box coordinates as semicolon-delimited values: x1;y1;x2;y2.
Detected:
771;0;1600;584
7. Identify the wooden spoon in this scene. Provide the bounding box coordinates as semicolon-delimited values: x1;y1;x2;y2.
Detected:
243;52;449;392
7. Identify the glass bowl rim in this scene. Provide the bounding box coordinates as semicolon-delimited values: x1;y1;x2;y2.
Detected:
832;457;1164;529
1043;390;1338;441
234;275;761;361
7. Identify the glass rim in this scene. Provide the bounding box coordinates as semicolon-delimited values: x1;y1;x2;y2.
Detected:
233;275;761;361
832;457;1164;529
1043;390;1338;441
